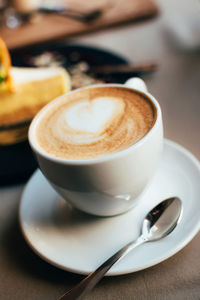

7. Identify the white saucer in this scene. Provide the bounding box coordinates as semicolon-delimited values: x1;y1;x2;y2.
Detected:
19;139;200;276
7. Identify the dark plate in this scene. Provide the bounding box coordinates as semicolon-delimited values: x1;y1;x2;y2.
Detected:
0;43;129;185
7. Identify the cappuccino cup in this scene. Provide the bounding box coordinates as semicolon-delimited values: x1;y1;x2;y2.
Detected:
29;78;163;216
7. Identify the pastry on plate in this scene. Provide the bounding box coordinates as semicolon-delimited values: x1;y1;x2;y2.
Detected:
0;38;71;145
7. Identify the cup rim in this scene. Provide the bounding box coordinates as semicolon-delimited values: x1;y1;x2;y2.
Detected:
28;83;162;165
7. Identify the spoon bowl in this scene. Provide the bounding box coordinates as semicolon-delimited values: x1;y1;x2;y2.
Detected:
143;197;182;241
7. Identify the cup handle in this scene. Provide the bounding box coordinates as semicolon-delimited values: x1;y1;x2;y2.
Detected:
124;77;148;93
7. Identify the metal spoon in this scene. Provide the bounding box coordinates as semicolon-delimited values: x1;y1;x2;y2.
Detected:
57;197;182;300
1;7;102;29
39;7;102;23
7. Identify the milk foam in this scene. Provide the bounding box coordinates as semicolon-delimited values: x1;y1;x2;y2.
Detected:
66;97;121;134
50;96;124;145
36;87;155;160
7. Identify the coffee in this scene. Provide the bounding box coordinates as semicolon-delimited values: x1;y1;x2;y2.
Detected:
34;86;155;160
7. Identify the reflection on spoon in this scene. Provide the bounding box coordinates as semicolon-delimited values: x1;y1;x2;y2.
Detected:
57;197;182;300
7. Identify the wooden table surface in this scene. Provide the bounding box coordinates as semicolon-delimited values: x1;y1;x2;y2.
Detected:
0;0;199;299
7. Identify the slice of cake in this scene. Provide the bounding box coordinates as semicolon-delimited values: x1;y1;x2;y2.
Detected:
0;37;71;145
0;67;71;145
0;66;70;127
0;67;70;145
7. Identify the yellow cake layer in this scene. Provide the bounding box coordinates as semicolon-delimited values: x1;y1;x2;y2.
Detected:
0;67;71;126
0;66;71;145
0;124;29;145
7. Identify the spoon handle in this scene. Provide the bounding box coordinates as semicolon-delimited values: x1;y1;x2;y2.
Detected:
57;236;146;300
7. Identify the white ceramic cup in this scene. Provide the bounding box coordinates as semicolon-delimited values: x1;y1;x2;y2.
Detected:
29;78;163;216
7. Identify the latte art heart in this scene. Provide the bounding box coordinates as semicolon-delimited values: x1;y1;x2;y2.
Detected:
49;97;124;145
35;87;155;160
66;97;122;134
